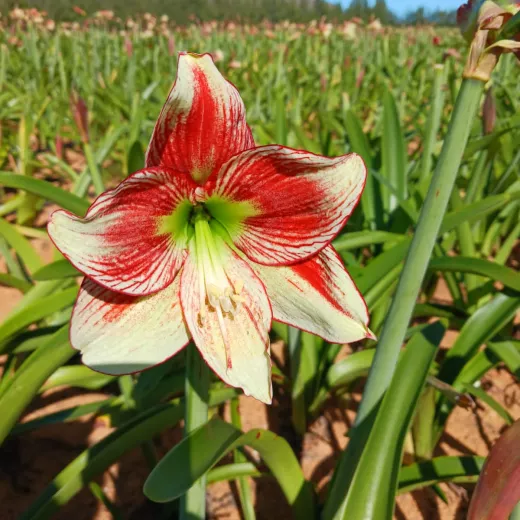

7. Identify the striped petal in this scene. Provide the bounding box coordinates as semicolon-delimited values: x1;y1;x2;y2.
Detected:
146;52;254;184
48;168;196;296
180;246;273;404
71;276;190;375
210;146;366;265
252;246;372;343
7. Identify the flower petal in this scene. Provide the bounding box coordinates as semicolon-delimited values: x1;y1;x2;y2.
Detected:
180;246;273;403
252;246;372;343
48;168;196;296
210;145;366;265
146;52;254;184
71;276;190;375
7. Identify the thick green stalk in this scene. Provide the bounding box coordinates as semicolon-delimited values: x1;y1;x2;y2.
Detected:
323;78;483;520
180;343;210;520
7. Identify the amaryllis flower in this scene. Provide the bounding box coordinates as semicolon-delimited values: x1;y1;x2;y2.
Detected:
48;52;372;404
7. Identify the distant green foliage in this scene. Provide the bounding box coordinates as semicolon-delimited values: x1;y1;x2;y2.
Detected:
0;0;456;25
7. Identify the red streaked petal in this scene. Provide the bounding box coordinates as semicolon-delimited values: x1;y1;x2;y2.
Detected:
146;52;254;184
210;145;367;265
71;276;190;375
252;246;372;343
180;246;273;404
48;167;196;296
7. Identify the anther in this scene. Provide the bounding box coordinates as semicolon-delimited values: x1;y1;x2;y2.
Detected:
234;279;244;294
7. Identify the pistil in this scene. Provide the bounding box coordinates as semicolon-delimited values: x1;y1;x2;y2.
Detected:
191;206;243;335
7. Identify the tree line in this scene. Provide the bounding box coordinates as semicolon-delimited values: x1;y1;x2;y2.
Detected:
0;0;457;25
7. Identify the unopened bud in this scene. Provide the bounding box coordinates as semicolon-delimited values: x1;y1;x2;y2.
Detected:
124;37;133;57
55;134;64;159
168;35;175;57
70;91;89;144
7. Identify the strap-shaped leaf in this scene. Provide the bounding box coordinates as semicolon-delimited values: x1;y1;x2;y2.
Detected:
0;172;89;216
398;456;485;494
41;365;115;392
20;388;237;520
442;293;520;386
32;259;81;281
323;320;445;520
488;341;520;380
0;286;78;351
428;256;520;291
144;416;316;519
0;326;74;446
0;217;42;274
381;86;407;213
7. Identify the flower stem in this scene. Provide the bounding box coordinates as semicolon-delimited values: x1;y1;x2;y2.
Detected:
323;78;484;520
180;343;210;520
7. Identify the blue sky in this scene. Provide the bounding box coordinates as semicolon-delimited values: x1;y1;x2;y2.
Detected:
335;0;460;16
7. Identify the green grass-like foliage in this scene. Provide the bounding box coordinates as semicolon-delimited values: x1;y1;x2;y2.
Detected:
0;12;519;520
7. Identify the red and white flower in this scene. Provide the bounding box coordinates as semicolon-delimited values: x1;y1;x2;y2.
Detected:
48;52;373;404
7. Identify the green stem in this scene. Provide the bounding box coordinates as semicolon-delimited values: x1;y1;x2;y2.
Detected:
83;142;104;195
230;397;256;520
323;78;483;520
180;343;210;520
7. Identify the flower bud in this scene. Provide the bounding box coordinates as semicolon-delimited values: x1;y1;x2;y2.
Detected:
70;91;89;144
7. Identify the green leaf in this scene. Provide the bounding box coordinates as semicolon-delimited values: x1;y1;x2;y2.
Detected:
0;217;42;274
440;192;520;234
0;273;32;292
488;341;520;379
10;398;119;436
0;326;74;446
20;388;237;520
89;482;125;520
333;231;405;252
207;462;262;484
344;110;373;167
32;259;80;281
229;398;256;520
41;365;115;392
0;172;89;216
463;383;514;425
127;140;145;174
0;286;78;351
144;416;316;519
344;109;382;229
326;349;375;389
398;456;484;494
442;293;520;386
325;320;444;520
354;239;410;294
428;256;520;291
382;86;407;212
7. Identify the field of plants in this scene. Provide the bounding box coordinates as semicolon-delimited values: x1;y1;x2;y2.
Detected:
0;6;519;520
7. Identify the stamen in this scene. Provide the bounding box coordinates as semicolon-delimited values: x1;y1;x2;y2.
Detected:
192;209;244;327
216;306;233;370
